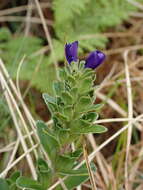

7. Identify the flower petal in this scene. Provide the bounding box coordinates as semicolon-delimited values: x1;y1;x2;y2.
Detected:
65;41;78;64
85;50;105;69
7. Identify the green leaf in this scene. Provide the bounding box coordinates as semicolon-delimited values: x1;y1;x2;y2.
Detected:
9;183;19;190
76;96;92;113
71;119;107;134
78;77;93;94
82;112;99;122
47;103;58;113
58;166;88;176
9;171;21;183
56;165;89;190
59;68;68;80
0;28;11;41
68;149;82;159
57;175;89;190
6;171;21;189
67;75;76;86
75;124;107;134
0;178;10;190
53;82;64;96
55;151;82;172
36;120;59;161
54;127;72;145
78;60;86;70
16;177;43;190
58;169;88;176
42;93;56;105
55;155;75;173
56;97;64;106
61;91;73;105
37;158;50;173
70;87;78;98
37;158;52;189
54;112;68;122
81;68;95;79
92;103;104;110
63;106;73;118
71;119;90;133
85;103;104;112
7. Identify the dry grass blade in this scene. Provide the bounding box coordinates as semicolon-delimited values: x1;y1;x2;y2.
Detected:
112;56;143;81
87;134;109;188
105;44;143;55
96;91;142;131
0;58;53;169
127;0;143;10
123;50;133;189
0;144;38;178
0;2;51;16
34;0;59;79
16;56;26;99
0;16;53;25
24;0;33;36
96;92;127;116
0;74;37;179
96;63;117;93
58;178;68;190
2;139;20;177
0;59;51;165
83;143;97;190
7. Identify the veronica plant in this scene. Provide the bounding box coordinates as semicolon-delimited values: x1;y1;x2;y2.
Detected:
0;41;107;190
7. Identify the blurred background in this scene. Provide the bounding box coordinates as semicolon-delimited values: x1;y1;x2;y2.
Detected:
0;0;143;189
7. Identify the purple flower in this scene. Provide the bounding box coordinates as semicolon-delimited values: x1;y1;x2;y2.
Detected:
85;50;105;69
65;41;78;64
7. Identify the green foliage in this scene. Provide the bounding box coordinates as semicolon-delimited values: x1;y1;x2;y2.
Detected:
56;171;88;190
0;171;21;190
7;171;21;190
53;0;88;25
16;177;43;190
52;0;138;61
37;120;60;162
0;178;10;190
37;158;52;189
0;98;10;132
0;28;57;94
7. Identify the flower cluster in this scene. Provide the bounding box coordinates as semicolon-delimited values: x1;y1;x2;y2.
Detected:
65;41;106;69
